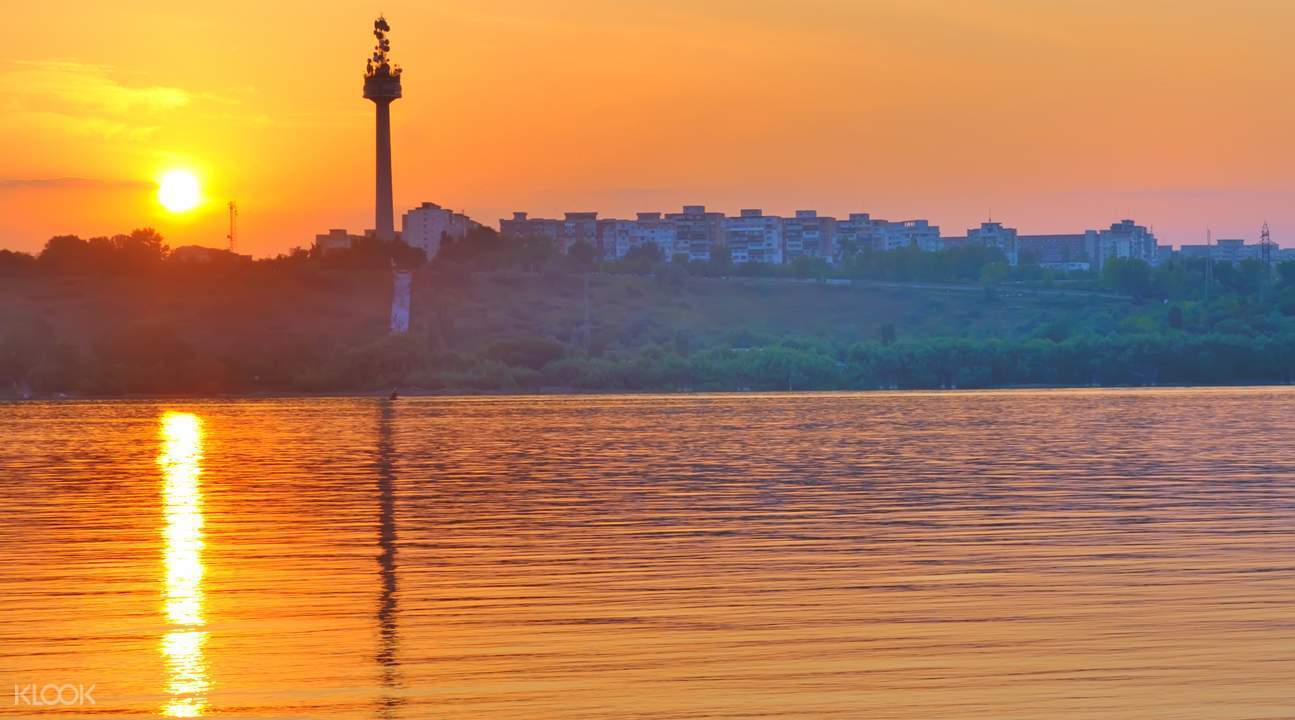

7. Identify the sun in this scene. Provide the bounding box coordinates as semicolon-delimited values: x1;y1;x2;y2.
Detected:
158;170;202;213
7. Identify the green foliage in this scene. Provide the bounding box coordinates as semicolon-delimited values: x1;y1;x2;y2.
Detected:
0;250;37;276
879;323;896;345
1168;305;1184;330
88;322;226;394
1102;258;1153;298
312;234;425;270
604;243;664;275
484;336;568;369
35;229;170;275
1278;261;1295;287
6;226;1295;397
566;240;598;273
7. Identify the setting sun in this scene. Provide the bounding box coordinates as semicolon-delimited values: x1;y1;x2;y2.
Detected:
158;170;201;214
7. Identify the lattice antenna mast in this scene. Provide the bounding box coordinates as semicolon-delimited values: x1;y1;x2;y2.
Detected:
1260;222;1274;272
226;201;238;253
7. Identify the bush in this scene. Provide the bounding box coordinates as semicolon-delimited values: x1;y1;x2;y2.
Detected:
484;336;568;369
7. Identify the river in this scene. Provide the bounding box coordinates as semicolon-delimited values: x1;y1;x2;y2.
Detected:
2;389;1293;718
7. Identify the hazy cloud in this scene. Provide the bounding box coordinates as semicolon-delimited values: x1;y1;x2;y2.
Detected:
0;177;152;191
3;60;192;113
0;60;233;140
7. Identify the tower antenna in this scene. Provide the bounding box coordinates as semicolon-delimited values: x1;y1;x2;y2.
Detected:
226;201;238;253
1260;221;1274;272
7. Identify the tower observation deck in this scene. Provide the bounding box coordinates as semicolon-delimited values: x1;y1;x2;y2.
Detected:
364;16;402;243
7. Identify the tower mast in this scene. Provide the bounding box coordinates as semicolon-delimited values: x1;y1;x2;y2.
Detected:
226;201;238;253
1260;222;1274;272
364;16;403;243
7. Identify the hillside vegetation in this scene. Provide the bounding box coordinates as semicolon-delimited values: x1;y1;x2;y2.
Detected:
2;229;1294;395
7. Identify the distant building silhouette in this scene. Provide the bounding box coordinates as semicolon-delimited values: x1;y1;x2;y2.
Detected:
783;210;836;262
401;202;481;258
666;205;725;262
170;246;251;264
722;210;783;264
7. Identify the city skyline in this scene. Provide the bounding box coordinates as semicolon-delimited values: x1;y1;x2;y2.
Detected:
3;1;1295;256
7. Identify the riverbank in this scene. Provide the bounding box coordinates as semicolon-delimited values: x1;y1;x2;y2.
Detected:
3;267;1293;395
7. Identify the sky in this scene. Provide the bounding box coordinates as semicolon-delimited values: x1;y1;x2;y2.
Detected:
2;0;1294;256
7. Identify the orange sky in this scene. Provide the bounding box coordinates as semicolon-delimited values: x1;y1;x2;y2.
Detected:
2;0;1294;256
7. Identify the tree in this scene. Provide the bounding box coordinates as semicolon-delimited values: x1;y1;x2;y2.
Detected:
34;229;170;274
1278;261;1295;288
113;228;169;270
879;323;897;345
38;235;92;273
1236;258;1268;295
980;261;1010;286
0;250;36;276
566;240;597;274
1167;305;1184;330
788;255;829;280
485;336;568;369
702;244;733;277
1102;258;1153;298
608;243;663;275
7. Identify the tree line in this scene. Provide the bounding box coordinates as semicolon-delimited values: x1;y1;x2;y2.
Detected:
6;317;1295;396
4;227;1295;396
6;226;1292;308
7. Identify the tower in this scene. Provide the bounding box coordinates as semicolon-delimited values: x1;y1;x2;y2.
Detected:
226;201;237;253
1260;222;1275;272
364;16;402;243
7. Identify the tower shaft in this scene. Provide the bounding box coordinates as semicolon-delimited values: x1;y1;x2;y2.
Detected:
374;100;395;242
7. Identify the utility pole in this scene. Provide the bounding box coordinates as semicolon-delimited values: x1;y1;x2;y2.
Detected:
583;272;592;354
1204;228;1213;302
1259;222;1275;303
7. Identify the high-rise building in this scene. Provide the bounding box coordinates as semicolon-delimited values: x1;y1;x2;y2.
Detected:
966;222;1020;266
1018;233;1095;271
500;212;563;242
561;212;600;254
1179;238;1261;264
666;205;725;262
835;213;885;256
880;220;942;252
722;210;783;264
363;16;402;243
401;202;481;259
601;212;676;261
782;210;837;262
1093;220;1159;269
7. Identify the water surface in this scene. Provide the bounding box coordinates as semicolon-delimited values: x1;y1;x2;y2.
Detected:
2;389;1294;718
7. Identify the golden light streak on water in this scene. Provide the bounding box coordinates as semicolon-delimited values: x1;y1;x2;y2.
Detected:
158;411;208;718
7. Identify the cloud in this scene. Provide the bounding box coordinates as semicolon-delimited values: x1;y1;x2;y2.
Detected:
3;60;193;113
0;60;236;141
0;177;152;190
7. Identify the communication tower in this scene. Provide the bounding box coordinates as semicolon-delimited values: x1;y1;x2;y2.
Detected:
1260;222;1275;272
226;201;238;253
364;16;403;243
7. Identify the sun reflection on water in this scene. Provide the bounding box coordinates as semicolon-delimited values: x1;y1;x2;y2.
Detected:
158;412;208;717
